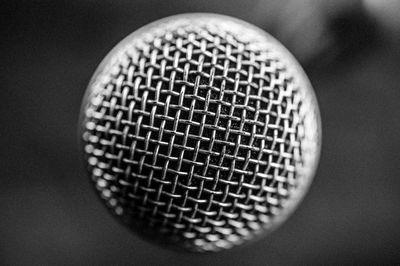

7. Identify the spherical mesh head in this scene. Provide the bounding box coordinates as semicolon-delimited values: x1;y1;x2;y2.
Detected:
80;14;321;252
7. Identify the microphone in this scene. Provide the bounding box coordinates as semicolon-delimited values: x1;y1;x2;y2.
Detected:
79;13;321;252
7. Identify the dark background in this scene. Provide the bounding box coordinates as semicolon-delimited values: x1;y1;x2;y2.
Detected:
1;0;400;265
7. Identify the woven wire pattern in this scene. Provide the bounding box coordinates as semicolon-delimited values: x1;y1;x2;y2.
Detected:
81;17;318;252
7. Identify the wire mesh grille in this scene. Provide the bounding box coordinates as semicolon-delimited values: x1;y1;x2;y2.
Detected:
81;15;320;252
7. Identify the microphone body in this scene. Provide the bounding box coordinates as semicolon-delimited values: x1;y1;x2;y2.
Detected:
79;13;321;252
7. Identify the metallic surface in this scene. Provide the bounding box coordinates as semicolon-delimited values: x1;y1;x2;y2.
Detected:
79;14;321;252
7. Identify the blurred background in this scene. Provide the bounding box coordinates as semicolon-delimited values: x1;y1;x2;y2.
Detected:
1;0;400;265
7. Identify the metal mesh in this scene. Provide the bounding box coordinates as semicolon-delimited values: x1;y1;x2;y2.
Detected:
81;15;320;252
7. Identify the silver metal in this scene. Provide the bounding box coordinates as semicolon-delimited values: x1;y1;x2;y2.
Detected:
79;13;321;252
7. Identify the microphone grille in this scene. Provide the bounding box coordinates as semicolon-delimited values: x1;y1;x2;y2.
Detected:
80;14;321;252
